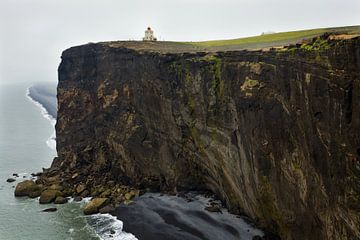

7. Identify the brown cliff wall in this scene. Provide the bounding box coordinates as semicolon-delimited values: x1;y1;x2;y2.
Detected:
53;37;360;239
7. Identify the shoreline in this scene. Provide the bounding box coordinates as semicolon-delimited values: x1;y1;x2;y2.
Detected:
26;85;57;150
110;192;264;240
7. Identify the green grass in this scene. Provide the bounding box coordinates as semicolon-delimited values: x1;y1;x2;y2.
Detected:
190;29;326;47
184;25;360;51
103;25;360;53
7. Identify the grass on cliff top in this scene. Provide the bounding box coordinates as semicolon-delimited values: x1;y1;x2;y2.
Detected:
184;25;360;51
103;25;360;53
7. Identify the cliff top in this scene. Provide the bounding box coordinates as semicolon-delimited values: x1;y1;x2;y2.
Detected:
96;25;360;53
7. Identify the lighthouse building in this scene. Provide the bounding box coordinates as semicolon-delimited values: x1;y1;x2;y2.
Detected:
143;27;157;41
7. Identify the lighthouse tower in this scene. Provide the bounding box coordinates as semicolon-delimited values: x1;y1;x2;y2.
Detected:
143;27;157;41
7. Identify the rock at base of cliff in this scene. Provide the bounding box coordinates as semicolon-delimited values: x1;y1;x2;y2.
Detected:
54;196;68;204
42;208;57;212
14;180;40;197
83;198;109;215
73;196;83;202
99;205;115;214
205;205;222;213
29;190;41;198
6;178;16;183
39;190;62;204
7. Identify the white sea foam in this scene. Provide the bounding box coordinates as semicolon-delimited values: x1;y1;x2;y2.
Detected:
89;214;138;240
26;86;57;151
68;196;138;239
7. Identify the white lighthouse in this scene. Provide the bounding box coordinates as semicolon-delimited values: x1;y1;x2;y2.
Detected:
143;27;157;41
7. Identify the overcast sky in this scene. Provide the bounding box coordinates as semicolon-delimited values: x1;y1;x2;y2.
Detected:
0;0;359;85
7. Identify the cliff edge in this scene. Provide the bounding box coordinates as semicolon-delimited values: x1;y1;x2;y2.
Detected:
43;34;360;239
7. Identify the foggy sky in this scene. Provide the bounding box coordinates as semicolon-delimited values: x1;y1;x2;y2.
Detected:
0;0;359;85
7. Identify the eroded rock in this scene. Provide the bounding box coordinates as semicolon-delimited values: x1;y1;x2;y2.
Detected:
39;189;62;204
14;180;39;197
54;196;68;204
83;198;108;215
6;178;16;183
42;207;57;212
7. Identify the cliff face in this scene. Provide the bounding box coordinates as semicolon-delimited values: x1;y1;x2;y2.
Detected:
54;37;360;239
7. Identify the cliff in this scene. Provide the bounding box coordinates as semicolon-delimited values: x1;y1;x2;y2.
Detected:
49;35;359;239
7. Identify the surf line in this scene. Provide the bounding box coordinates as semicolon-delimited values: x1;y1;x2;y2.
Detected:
26;86;57;151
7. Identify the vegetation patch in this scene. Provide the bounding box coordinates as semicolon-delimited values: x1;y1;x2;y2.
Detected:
300;37;330;51
183;25;360;51
209;56;225;100
241;77;259;91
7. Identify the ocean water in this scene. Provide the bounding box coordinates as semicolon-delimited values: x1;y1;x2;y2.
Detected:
0;82;135;240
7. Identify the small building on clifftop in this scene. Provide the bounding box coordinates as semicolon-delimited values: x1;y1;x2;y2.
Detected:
143;27;157;41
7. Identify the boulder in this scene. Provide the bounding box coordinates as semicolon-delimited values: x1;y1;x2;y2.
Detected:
49;184;63;191
31;172;42;177
130;189;140;197
83;198;108;215
123;199;134;205
62;187;74;197
6;178;16;183
14;180;39;197
80;190;90;198
76;184;86;194
99;205;115;214
204;205;222;213
39;190;62;204
100;189;112;198
28;191;41;198
73;196;83;202
124;192;133;200
54;196;68;204
124;190;139;200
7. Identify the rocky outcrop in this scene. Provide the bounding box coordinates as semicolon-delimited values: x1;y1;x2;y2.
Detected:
39;189;62;204
83;198;109;215
45;35;360;239
14;180;40;197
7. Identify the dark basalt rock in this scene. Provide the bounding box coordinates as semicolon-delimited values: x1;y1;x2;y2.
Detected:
6;178;16;183
83;198;109;215
40;36;360;239
73;196;83;202
204;205;222;213
99;205;115;214
28;190;41;198
14;180;40;197
42;208;57;212
39;190;62;204
54;196;68;204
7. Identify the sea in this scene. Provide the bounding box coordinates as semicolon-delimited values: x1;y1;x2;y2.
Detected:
0;82;264;240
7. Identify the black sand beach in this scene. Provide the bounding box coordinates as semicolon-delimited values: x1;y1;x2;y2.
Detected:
27;83;57;119
113;193;263;240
